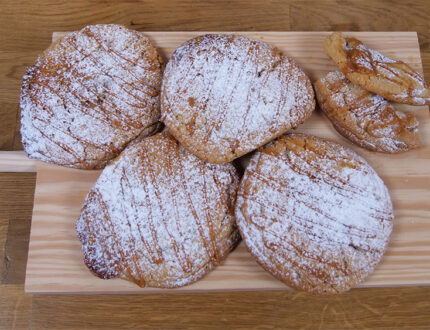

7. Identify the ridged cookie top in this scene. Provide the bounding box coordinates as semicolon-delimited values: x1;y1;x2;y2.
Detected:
76;131;240;288
324;32;430;105
20;24;163;169
161;34;315;163
235;134;394;294
315;71;420;153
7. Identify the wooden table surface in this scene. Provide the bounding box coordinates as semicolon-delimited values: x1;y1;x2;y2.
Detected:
1;0;429;328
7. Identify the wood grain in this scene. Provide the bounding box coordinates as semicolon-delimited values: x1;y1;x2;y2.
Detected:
0;173;36;285
22;31;430;294
0;151;36;172
0;173;35;329
29;287;430;329
0;285;31;329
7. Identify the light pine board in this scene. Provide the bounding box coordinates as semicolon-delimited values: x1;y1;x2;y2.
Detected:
20;32;430;293
0;151;36;172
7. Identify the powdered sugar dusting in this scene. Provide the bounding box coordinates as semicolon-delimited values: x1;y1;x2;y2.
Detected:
20;24;163;169
161;34;315;163
355;44;398;64
235;134;394;294
76;131;240;288
325;32;430;105
315;71;420;153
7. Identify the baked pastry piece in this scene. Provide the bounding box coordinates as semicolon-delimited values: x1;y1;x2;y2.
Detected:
76;131;240;288
20;24;164;169
324;32;430;105
161;34;315;164
315;71;420;153
235;133;394;294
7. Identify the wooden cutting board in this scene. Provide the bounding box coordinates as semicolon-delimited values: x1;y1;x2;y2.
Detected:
17;31;430;293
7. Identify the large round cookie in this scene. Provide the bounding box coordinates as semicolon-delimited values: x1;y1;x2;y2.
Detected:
161;34;315;164
20;24;164;169
76;131;240;288
235;133;394;294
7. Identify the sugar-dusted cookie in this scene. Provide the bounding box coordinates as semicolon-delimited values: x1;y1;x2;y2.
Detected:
21;24;163;169
324;32;430;105
315;71;420;153
235;133;394;294
76;131;240;288
161;34;315;163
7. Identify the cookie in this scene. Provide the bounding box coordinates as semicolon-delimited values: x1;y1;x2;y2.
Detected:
161;34;315;163
235;133;394;294
20;24;164;169
315;71;420;153
324;32;430;105
76;131;240;288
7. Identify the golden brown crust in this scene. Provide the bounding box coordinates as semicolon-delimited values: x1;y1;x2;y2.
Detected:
235;133;394;294
161;34;315;164
314;71;420;153
76;131;240;288
20;24;164;169
324;32;430;105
